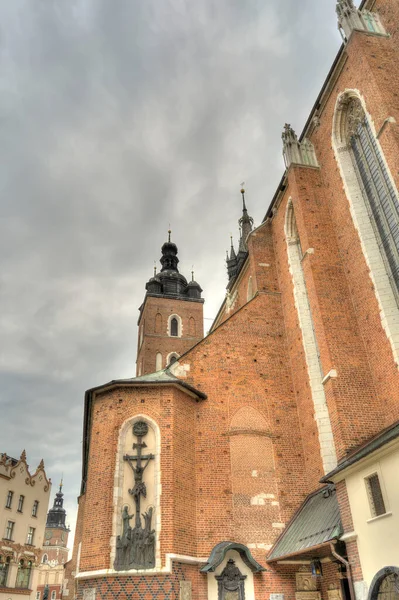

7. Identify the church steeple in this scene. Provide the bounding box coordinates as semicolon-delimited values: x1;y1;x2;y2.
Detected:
46;481;68;530
160;230;179;272
144;231;202;298
137;231;205;377
226;188;253;285
238;187;254;255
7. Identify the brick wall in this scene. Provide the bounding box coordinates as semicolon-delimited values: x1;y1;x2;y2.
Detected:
137;295;204;375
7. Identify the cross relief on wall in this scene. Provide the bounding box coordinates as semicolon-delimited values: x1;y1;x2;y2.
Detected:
114;421;156;571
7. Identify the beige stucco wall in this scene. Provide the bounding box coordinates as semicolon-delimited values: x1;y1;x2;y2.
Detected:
0;453;51;599
341;440;399;588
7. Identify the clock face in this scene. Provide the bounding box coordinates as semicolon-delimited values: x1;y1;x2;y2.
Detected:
45;530;52;540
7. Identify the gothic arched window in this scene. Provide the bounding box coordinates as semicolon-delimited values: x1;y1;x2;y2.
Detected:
347;97;399;292
167;352;179;366
333;92;399;362
170;317;178;337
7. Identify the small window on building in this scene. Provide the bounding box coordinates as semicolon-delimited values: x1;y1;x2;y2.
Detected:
365;473;386;517
0;556;11;587
170;317;178;337
17;495;24;512
32;500;39;517
42;554;48;564
36;592;41;600
5;521;14;540
167;353;179;366
16;559;32;589
51;591;56;600
5;491;13;509
26;527;35;545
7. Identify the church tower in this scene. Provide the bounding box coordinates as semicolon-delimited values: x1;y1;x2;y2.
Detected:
37;483;70;600
136;232;204;376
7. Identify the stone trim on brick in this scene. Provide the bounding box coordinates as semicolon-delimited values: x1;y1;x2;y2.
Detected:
285;199;337;474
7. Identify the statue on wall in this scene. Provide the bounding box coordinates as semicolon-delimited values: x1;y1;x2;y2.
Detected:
216;559;247;600
114;421;156;571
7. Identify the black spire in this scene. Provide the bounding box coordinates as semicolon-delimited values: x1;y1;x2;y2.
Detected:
226;236;238;280
226;187;253;284
46;481;68;530
238;187;254;256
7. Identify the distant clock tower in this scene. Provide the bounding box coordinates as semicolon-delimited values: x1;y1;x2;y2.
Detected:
136;231;205;376
36;482;70;600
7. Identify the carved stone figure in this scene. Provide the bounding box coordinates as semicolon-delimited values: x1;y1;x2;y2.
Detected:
114;421;155;571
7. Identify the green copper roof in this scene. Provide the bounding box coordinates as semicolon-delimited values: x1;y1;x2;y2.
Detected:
267;486;342;562
99;368;207;400
132;369;178;383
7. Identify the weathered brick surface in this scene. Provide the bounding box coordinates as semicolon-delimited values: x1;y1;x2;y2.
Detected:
71;2;399;598
137;296;204;375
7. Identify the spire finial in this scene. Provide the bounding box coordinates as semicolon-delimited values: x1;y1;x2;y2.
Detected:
240;182;247;211
191;266;194;282
168;229;171;243
153;261;157;277
230;235;234;248
59;476;63;493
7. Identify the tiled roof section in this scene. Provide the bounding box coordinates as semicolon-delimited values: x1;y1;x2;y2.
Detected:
267;486;342;562
321;421;399;482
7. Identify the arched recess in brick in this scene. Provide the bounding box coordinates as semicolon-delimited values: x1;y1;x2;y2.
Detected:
285;200;337;474
189;316;196;336
155;352;162;371
111;415;161;570
155;312;162;334
229;407;281;546
332;90;399;365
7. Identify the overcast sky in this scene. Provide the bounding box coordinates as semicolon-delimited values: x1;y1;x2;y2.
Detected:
1;0;343;552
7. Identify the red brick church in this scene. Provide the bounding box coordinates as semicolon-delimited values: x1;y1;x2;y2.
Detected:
67;1;399;600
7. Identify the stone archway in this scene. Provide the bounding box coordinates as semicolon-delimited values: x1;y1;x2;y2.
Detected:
368;567;399;600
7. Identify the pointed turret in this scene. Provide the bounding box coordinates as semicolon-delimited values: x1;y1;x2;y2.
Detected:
226;188;253;285
226;236;238;281
237;187;254;258
187;270;203;299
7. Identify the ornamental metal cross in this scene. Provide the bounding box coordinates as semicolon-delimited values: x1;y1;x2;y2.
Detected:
123;421;154;528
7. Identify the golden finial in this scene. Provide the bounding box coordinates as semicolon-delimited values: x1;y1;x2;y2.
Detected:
153;261;157;276
240;181;245;194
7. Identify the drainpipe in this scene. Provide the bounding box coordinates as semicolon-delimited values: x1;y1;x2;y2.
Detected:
330;542;356;600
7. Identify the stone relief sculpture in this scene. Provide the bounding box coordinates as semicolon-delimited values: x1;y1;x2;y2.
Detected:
114;421;155;570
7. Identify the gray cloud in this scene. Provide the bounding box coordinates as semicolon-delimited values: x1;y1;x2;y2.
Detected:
0;0;342;548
